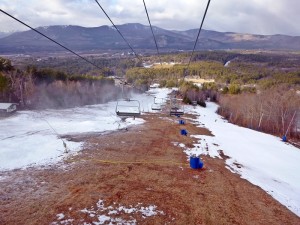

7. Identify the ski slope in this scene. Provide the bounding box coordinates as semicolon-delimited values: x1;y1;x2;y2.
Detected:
185;102;300;217
1;87;299;217
0;88;170;171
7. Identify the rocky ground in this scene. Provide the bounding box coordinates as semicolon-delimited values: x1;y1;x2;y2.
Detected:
1;111;300;225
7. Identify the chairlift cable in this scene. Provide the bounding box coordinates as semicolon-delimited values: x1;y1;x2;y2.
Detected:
186;0;211;73
0;9;139;119
0;9;130;85
142;0;162;65
0;9;103;71
94;0;141;61
92;1;142;116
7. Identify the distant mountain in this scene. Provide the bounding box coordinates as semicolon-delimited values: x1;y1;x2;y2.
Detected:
0;31;14;39
0;23;300;54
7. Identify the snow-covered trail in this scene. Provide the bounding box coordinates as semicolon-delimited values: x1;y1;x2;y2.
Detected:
0;88;170;171
1;87;299;217
185;102;300;217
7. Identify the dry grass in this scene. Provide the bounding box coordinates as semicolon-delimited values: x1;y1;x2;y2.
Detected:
0;112;299;224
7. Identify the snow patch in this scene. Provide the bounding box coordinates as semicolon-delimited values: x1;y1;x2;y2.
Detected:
56;213;65;220
184;135;222;159
179;143;185;148
184;102;300;217
52;199;165;224
0;88;171;171
224;60;231;67
149;83;160;88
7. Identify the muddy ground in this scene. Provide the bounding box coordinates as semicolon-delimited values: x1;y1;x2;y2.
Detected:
0;112;300;225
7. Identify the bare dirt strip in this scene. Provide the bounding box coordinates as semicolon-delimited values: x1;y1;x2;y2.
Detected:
1;111;300;225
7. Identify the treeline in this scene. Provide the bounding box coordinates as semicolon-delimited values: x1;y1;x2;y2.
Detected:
126;61;300;90
2;50;299;141
125;51;300;141
20;56;141;77
218;86;300;140
14;50;300;90
179;81;219;107
0;57;119;109
145;50;300;68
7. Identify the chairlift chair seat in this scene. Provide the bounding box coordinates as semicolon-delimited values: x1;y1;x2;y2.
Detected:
170;109;184;116
170;105;184;116
116;99;141;117
169;97;184;116
151;103;162;111
116;111;141;117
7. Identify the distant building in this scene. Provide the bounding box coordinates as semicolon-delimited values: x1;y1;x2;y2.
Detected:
0;103;17;116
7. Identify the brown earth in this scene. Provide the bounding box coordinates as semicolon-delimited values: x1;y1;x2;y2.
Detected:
0;111;300;225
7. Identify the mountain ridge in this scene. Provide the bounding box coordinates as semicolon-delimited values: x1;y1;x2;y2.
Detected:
0;23;299;54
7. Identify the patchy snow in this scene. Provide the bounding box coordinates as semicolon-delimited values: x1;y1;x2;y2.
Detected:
150;83;160;88
224;60;231;67
184;135;221;159
56;213;65;220
52;199;164;224
179;143;185;148
97;215;111;224
143;63;153;68
0;88;171;171
51;218;74;225
184;102;300;217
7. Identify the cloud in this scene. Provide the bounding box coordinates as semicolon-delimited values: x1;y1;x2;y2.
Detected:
206;0;300;35
0;0;299;36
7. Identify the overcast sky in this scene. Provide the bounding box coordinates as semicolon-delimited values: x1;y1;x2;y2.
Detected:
0;0;299;36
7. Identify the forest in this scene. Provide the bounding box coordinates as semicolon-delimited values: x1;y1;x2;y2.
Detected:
1;50;300;142
124;51;300;142
0;57;119;109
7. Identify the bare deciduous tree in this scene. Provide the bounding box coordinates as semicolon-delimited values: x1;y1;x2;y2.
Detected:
218;86;300;141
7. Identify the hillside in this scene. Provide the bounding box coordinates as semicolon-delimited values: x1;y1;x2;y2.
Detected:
0;31;13;38
1;88;300;224
1;23;300;54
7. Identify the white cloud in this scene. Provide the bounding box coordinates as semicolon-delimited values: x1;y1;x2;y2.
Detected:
0;0;299;35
